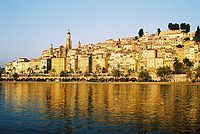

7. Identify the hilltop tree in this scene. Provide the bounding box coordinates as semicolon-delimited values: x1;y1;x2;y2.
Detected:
168;23;180;30
180;23;186;30
138;28;144;37
194;26;200;42
174;23;179;30
180;23;190;33
168;23;173;30
157;28;161;36
185;24;190;33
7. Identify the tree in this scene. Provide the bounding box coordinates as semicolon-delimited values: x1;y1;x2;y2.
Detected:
168;23;173;30
60;71;69;77
194;26;200;42
34;65;40;74
174;23;179;30
180;23;190;33
185;24;190;33
12;67;16;74
180;23;186;30
12;73;19;80
168;23;180;30
112;68;121;78
60;71;65;77
183;57;193;69
157;28;161;36
156;66;172;81
173;58;184;74
138;70;152;82
195;66;200;81
27;67;33;75
138;28;144;37
183;57;194;81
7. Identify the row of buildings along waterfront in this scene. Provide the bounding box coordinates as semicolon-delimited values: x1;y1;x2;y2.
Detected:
4;29;199;80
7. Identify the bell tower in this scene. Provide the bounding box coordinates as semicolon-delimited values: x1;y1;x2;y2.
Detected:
66;29;72;55
49;43;53;56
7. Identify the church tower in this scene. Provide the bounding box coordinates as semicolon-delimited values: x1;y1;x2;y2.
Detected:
66;29;72;56
78;41;81;48
49;43;53;56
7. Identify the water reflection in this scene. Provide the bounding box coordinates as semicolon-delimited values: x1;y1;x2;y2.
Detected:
1;82;200;133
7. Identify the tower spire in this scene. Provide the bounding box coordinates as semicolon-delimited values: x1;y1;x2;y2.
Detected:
65;29;72;56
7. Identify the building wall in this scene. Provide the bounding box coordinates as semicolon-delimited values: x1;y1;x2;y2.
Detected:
78;55;89;73
51;58;66;75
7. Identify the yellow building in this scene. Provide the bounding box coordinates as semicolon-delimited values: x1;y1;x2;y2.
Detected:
77;54;89;73
28;59;41;74
92;53;108;73
51;57;66;75
177;48;185;62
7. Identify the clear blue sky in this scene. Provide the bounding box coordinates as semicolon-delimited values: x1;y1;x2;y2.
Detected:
0;0;200;66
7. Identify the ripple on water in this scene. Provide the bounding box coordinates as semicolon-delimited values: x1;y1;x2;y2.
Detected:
0;82;200;133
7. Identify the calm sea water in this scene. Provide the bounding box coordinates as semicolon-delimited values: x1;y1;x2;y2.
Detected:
0;82;200;134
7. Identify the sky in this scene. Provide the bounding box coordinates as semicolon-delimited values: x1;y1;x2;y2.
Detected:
0;0;200;66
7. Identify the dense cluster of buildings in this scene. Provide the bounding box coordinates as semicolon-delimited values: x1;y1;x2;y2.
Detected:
4;28;200;80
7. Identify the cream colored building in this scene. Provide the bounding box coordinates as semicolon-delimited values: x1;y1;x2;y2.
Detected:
77;54;89;74
51;57;66;75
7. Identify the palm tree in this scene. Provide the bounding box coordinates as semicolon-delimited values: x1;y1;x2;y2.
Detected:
183;57;194;69
12;67;16;74
183;57;194;81
60;71;65;77
27;67;33;75
173;58;184;74
157;66;172;81
112;68;121;79
12;73;19;80
138;69;152;82
195;66;200;81
112;64;121;78
34;65;40;75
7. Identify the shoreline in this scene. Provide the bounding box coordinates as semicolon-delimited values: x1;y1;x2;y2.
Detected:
0;81;199;85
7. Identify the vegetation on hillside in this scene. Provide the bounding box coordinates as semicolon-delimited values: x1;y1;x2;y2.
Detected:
168;23;190;33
